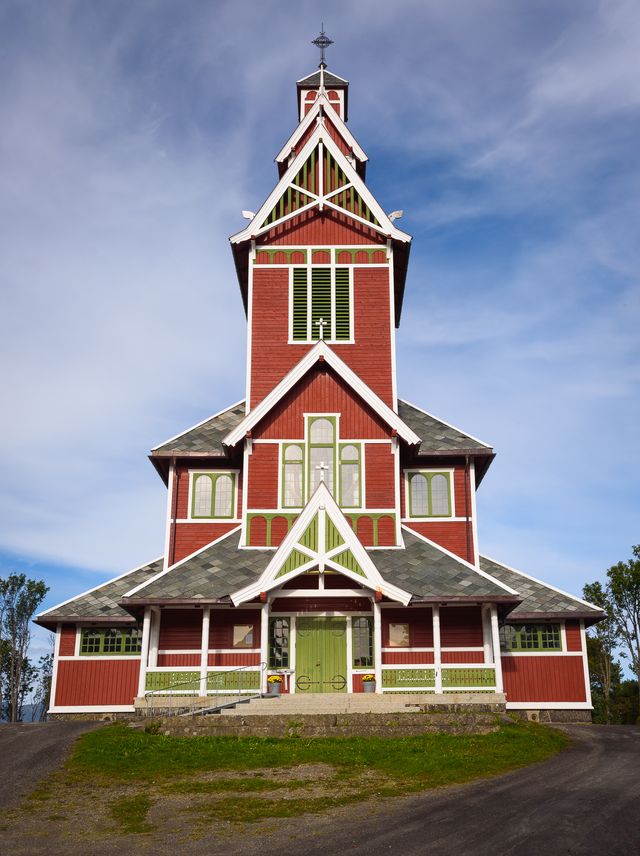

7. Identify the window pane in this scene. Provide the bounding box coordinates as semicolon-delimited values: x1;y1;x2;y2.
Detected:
123;628;142;654
284;462;303;507
341;444;358;461
353;616;373;667
232;625;254;648
269;618;290;669
340;462;359;507
310;418;334;443
388;623;410;647
80;630;101;654
284;444;303;462
103;629;121;654
310;446;334;494
213;475;233;517
430;474;450;515
193;475;213;517
410;474;429;516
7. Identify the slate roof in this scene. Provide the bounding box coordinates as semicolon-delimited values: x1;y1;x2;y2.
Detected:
152;402;245;456
297;70;348;87
397;399;492;454
370;529;518;601
479;556;604;622
122;530;272;602
36;558;164;627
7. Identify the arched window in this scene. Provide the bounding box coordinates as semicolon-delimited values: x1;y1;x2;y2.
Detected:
430;474;449;515
193;475;213;517
409;473;429;517
339;444;361;508
408;471;452;518
191;473;236;519
308;417;335;495
213;474;233;518
282;444;304;508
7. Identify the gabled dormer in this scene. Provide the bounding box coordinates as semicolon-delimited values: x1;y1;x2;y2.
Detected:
297;65;349;122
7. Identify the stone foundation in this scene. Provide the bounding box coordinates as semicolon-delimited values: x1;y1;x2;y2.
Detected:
512;709;592;724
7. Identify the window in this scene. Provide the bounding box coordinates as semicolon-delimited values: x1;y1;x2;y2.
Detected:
268;618;290;669
291;267;351;342
232;625;254;648
190;472;236;519
408;471;452;518
500;624;562;652
352;616;373;667
308;417;336;495
339;444;361;508
80;628;142;656
282;444;304;508
388;622;410;647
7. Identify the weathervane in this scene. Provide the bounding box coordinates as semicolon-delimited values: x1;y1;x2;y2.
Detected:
311;24;333;67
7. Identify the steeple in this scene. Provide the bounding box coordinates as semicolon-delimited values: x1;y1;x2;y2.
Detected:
297;27;349;121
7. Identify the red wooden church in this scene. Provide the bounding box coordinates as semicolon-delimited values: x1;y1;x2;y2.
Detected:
38;46;602;720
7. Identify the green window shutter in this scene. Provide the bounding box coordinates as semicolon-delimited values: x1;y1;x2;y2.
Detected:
311;268;332;340
335;267;350;340
292;268;308;340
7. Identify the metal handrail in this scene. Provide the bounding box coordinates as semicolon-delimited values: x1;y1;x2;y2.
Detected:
141;662;267;717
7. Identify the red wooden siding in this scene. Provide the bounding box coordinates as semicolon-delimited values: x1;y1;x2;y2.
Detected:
441;651;484;663
565;620;583;652
259;209;379;246
158;609;203;650
270;597;371;612
352;674;366;693
59;625;76;656
174;465;242;520
382;651;435;664
254;368;390;440
377;515;396;546
382;608;433;647
208;652;261;667
324;116;351;155
173;523;238;563
404;521;474;563
502;655;587;703
247;443;279;508
55;659;139;707
365;444;396;508
440;606;483;647
208;610;261;649
157;654;200;667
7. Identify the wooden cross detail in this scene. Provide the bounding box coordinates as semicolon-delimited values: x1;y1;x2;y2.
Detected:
315;317;327;340
315;461;330;482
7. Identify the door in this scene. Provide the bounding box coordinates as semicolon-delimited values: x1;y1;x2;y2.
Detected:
295;617;347;693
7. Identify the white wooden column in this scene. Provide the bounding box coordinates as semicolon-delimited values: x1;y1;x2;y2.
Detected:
432;605;443;694
481;605;493;663
490;605;504;693
260;602;269;694
199;607;211;697
289;616;297;694
373;600;382;692
136;607;152;698
148;607;160;668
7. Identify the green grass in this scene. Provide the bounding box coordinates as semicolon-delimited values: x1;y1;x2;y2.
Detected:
110;794;154;834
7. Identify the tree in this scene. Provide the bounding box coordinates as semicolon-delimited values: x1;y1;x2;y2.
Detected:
33;651;54;721
583;581;618;723
0;574;49;722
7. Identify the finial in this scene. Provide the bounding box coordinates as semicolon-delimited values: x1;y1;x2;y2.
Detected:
311;24;333;68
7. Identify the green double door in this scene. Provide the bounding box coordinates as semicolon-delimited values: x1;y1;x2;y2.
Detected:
295;617;347;693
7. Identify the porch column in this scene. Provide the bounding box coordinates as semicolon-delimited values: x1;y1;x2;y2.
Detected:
148;607;160;668
199;607;211;697
481;605;493;663
136;606;152;698
489;605;504;693
432;605;443;694
260;602;269;694
373;600;382;692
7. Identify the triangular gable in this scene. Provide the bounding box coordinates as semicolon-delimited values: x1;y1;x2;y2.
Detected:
275;94;367;166
230;125;411;245
231;483;411;605
222;340;421;448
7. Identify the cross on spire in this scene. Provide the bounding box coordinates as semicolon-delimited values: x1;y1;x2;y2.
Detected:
315;317;327;340
311;25;334;68
315;461;330;482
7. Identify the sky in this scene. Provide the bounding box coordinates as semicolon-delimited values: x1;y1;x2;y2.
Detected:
1;0;638;665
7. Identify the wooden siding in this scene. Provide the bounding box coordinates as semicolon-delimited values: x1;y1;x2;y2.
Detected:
440;606;483;647
404;521;474;563
55;659;139;707
381;608;433;647
365;444;396;508
208;652;261;667
247;443;280;508
441;650;484;663
157;654;200;667
173;523;239;563
270;597;371;612
59;625;76;656
502;655;587;703
209;610;261;649
258;209;379;246
158;609;203;650
324;116;351;155
382;651;435;664
565;620;583;651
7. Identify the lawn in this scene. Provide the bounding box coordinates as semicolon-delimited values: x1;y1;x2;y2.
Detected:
3;720;569;845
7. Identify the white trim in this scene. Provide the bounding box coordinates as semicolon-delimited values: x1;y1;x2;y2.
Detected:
373;600;382;691
58;655;143;662
398;397;492;449
199;607;210;696
269;589;367;599
506;702;593;710
137;607;151;697
346;614;353;691
400;525;520;595
157;648;261;655
260;603;269;694
246;240;255;409
432;605;442;693
580;620;593;709
49;623;62;708
490;605;503;693
388;241;398;406
480;554;603;613
149;607;160;668
74;626;81;657
469;461;480;568
37;555;164;619
223;341;421;448
151;399;246;451
501;651;583;657
175;519;243;524
276;93;367;167
48;705;136;713
163;464;175;570
123;527;241;598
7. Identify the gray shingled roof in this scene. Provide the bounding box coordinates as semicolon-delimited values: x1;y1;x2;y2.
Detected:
479;556;603;621
152;402;245;455
398;400;492;454
123;531;272;602
37;558;164;625
298;70;347;87
369;529;517;601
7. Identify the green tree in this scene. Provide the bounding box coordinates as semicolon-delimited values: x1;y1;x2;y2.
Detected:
583;581;618;723
33;651;54;721
0;574;49;722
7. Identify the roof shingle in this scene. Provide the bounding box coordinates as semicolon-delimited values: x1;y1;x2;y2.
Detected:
398;399;492;454
152;402;245;455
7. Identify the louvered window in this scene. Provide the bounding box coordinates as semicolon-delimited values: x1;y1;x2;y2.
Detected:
291;267;351;342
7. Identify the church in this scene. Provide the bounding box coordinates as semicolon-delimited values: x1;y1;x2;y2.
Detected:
37;39;602;720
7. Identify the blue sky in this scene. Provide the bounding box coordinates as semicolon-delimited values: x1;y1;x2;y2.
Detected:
1;0;638;664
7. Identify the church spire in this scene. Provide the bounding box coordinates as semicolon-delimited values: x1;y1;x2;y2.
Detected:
311;24;334;69
297;28;348;122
